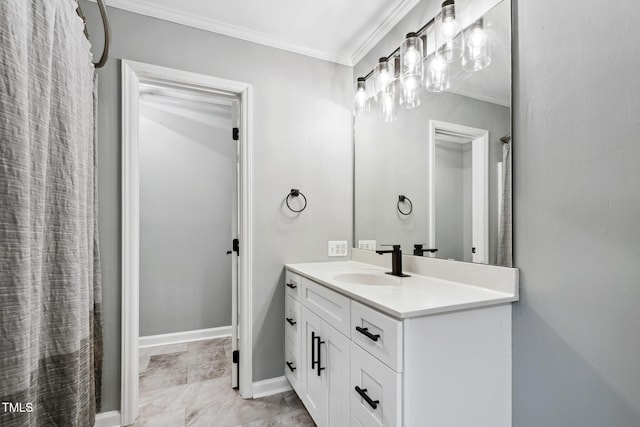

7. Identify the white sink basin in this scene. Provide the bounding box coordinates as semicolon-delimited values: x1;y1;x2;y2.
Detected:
331;272;397;286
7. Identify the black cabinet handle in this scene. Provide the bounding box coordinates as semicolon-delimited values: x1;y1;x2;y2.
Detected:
286;317;296;326
286;361;296;372
355;326;380;342
311;331;317;369
316;335;325;376
355;386;380;410
286;282;297;289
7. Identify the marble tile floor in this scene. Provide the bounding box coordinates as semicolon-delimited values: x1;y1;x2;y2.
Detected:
135;337;315;427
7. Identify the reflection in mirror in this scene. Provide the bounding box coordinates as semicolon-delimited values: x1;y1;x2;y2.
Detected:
353;0;512;266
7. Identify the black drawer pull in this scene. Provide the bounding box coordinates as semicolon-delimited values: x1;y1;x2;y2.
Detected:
311;331;318;369
286;317;297;326
355;326;380;342
316;335;325;376
286;282;297;289
286;361;296;372
355;386;380;410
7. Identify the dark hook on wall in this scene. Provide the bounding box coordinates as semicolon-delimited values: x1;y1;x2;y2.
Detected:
397;195;413;216
286;189;307;213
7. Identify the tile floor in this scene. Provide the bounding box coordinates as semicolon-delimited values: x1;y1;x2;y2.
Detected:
136;337;315;427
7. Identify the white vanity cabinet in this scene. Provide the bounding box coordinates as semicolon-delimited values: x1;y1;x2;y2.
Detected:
284;265;513;427
284;271;350;426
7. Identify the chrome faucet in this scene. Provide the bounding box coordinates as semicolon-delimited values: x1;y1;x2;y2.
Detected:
376;245;410;277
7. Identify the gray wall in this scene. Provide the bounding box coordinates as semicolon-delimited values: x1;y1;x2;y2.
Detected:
512;0;640;425
139;96;233;336
81;2;352;412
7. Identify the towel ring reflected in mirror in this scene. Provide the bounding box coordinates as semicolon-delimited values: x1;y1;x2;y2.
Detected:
397;195;413;216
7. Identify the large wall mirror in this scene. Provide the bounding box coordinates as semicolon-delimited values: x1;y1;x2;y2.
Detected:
354;0;512;267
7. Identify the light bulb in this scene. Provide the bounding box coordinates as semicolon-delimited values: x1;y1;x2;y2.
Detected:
374;57;394;99
354;77;369;115
463;18;491;72
436;1;462;62
439;1;460;39
425;54;450;92
380;90;396;123
401;74;421;109
400;32;423;84
404;46;420;69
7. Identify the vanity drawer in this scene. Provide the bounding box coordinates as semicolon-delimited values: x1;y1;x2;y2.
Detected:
284;337;301;394
351;301;403;372
285;294;301;346
350;343;401;427
285;269;301;299
301;276;351;337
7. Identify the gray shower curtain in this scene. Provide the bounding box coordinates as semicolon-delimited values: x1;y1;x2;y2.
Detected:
0;1;103;426
497;140;513;267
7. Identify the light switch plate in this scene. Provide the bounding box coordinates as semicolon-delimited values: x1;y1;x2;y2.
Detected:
328;240;348;257
358;240;376;251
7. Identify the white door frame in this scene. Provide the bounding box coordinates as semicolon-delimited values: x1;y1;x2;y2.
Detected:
428;120;489;263
121;60;254;426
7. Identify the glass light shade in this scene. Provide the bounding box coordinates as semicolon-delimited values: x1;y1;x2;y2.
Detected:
380;85;397;123
439;1;460;40
354;77;369;115
425;54;450;92
400;33;423;81
436;2;462;62
374;57;394;99
463;18;491;72
401;74;421;109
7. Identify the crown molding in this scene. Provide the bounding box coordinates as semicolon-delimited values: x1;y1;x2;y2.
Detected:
349;0;422;66
89;0;353;65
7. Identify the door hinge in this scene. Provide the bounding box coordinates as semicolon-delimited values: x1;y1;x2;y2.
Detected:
227;238;239;256
232;350;239;364
472;247;476;254
232;127;239;141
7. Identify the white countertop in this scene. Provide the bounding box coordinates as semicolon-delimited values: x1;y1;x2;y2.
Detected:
285;260;518;319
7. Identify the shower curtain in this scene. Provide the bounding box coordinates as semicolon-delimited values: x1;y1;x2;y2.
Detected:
497;140;513;267
0;1;103;426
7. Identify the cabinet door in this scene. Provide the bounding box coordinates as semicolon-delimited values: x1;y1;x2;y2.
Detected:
284;337;301;394
322;321;350;427
300;306;327;426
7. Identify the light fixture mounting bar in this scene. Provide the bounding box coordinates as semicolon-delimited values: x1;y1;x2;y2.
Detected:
361;16;436;82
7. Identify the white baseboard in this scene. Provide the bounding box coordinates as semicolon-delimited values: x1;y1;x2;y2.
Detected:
94;410;121;427
252;376;292;399
139;325;232;348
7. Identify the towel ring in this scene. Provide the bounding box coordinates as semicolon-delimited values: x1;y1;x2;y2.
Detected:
286;189;307;213
397;195;413;216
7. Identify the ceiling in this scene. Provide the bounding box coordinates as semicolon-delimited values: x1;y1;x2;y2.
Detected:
97;0;422;65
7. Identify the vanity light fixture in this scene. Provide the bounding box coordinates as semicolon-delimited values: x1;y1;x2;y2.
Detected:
463;18;491;71
354;77;369;115
353;4;493;119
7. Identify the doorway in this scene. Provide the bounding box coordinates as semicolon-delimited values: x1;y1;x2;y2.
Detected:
121;60;253;426
428;120;489;263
